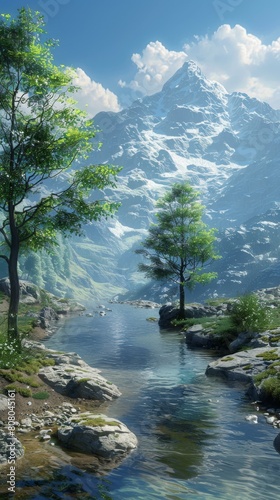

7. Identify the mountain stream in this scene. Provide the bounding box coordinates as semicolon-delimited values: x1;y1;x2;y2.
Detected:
9;303;280;499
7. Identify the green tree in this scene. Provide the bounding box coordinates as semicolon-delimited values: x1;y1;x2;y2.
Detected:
0;8;121;341
136;182;219;318
22;252;44;288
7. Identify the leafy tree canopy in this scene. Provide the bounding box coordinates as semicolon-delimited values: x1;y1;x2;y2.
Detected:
136;182;220;317
0;8;121;339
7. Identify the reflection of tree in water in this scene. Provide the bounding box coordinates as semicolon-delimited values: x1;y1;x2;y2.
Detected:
143;384;217;480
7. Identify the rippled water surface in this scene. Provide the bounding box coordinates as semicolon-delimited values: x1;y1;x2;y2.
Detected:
22;304;280;498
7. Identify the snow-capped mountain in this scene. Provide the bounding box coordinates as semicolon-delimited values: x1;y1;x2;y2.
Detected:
71;61;280;302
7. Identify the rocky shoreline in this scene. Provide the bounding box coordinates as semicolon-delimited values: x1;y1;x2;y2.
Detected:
159;288;280;451
0;340;137;469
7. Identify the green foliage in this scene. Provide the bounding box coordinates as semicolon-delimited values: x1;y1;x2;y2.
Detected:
173;313;234;335
0;324;56;370
0;337;28;369
4;383;32;397
136;182;219;314
0;7;121;338
22;253;44;288
254;367;279;384
256;349;279;361
0;369;41;387
230;294;271;333
259;376;280;403
32;390;50;400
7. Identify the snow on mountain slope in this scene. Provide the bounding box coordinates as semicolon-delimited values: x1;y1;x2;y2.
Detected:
70;61;280;300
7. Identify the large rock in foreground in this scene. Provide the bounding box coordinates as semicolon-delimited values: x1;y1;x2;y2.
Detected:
39;363;121;401
57;413;138;458
39;351;121;401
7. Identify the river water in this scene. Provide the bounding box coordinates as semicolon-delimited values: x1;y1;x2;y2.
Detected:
38;303;280;500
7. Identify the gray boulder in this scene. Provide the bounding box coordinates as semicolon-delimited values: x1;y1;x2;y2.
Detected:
159;303;222;328
158;305;181;328
57;413;137;458
229;332;270;353
228;332;253;353
0;278;40;302
39;362;121;401
185;324;224;349
39;307;59;329
206;347;280;384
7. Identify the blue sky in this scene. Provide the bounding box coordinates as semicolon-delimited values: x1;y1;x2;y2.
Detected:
2;0;280;115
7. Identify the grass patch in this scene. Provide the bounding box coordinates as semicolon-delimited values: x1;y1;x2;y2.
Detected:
4;383;32;397
79;417;119;427
254;367;278;384
243;364;253;371
32;391;50;400
255;349;279;361
269;333;280;343
0;369;41;387
222;356;235;362
175;315;237;348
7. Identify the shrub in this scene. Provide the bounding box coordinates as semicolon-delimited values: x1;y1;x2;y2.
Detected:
0;338;31;369
230;294;270;333
260;376;280;403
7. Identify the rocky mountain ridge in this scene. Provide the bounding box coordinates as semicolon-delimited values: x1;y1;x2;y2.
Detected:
17;60;280;302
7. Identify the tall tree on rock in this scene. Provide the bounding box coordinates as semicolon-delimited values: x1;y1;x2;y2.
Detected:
136;182;219;318
0;8;121;341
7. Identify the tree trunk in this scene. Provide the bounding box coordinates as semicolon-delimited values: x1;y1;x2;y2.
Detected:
178;270;185;319
8;245;20;342
7;205;20;343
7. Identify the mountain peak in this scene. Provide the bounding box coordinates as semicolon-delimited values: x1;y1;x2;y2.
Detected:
162;60;227;97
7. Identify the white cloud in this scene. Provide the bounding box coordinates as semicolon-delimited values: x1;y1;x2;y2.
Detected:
119;41;188;96
185;24;280;108
72;68;121;116
121;26;280;109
